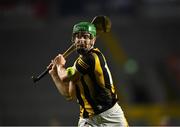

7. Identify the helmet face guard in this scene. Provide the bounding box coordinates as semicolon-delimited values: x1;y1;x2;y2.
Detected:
72;22;96;37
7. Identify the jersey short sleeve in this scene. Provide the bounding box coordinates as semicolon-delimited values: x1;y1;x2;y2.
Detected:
75;54;95;74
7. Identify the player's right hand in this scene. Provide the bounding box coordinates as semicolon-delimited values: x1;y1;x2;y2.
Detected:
54;54;66;67
48;54;66;77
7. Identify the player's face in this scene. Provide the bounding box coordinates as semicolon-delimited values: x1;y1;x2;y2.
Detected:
74;32;95;55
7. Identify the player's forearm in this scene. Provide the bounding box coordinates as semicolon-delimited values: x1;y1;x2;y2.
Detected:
52;65;77;100
67;81;76;101
57;65;69;81
54;80;76;101
50;74;69;96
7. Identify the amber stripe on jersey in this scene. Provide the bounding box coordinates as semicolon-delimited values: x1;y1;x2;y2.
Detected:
91;49;117;100
92;49;117;98
92;49;112;89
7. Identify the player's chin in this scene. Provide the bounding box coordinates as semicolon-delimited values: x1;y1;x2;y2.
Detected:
76;47;89;55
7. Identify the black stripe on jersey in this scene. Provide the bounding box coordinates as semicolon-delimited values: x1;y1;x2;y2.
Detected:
75;85;89;118
88;69;105;101
76;54;95;75
87;53;95;71
75;85;83;106
81;77;98;113
88;70;115;113
81;53;95;71
85;51;103;94
92;50;111;89
76;58;87;74
83;108;89;118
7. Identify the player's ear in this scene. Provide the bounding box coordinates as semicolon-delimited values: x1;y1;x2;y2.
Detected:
91;37;96;46
92;37;96;43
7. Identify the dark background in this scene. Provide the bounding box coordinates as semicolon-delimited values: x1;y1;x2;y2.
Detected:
0;0;180;126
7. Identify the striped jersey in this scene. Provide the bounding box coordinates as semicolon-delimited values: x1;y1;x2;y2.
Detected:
74;48;118;118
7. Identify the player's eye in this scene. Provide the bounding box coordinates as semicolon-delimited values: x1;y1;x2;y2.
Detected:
74;35;80;40
83;34;90;39
75;34;80;38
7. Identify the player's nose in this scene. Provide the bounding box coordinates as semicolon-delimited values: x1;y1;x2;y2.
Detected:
78;38;86;44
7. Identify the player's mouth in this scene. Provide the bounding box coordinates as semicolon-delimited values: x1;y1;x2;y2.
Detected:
76;44;86;49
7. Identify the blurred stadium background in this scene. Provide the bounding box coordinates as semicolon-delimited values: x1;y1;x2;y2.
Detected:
0;0;180;126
